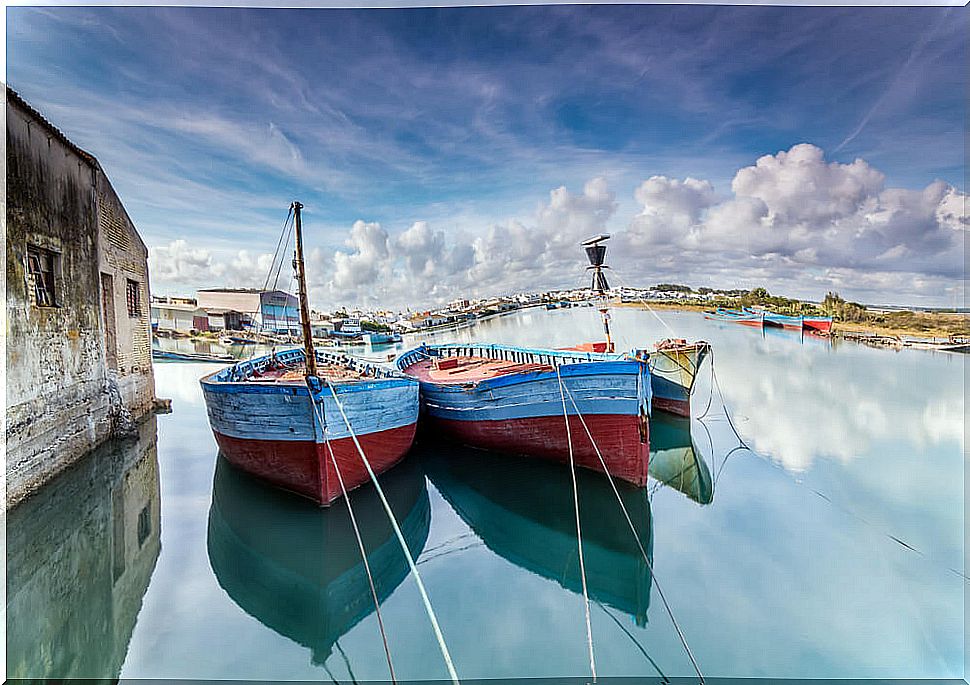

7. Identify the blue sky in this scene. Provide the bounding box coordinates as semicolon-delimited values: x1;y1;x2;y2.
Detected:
7;5;967;307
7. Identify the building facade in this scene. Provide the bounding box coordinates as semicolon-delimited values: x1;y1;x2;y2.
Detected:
196;288;299;334
5;88;156;508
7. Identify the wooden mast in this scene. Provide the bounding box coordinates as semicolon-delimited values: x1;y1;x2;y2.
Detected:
292;201;318;378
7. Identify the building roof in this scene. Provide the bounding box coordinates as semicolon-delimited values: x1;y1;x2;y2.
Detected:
6;87;98;169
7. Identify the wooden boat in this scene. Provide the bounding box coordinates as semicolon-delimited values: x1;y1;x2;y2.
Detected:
757;310;803;330
420;438;653;625
200;202;420;505
703;308;764;327
152;348;234;363
207;456;430;665
802;315;833;333
396;342;652;486
648;413;713;504
220;335;257;346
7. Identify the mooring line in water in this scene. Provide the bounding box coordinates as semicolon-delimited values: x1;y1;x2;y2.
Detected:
323;380;461;685
595;601;669;684
309;394;398;684
556;365;598;683
559;382;706;685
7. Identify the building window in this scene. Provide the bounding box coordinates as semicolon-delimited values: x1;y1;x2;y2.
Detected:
26;245;58;307
126;279;141;317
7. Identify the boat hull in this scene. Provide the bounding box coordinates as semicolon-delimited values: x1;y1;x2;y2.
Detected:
803;317;833;332
398;344;651;487
428;413;649;486
201;349;419;505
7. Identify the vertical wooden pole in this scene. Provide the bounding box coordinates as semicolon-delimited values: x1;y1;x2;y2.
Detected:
292;201;318;378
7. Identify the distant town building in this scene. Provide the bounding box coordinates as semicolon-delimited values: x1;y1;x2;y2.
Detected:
5;88;156;508
196;288;299;334
150;302;210;333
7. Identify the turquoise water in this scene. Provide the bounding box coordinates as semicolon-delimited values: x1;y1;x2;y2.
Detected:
8;308;965;681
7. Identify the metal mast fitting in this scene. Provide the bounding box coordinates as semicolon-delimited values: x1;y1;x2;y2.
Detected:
581;234;614;353
291;201;319;379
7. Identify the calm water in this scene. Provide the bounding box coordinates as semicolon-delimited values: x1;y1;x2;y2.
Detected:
8;308;965;681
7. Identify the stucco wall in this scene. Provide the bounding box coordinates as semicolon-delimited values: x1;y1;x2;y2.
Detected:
5;91;156;508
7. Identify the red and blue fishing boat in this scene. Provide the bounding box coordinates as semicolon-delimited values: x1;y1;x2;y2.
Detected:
200;202;420;505
755;309;803;330
803;315;833;333
703;308;764;327
396;342;652;486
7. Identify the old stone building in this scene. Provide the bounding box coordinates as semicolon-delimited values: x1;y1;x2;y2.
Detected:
6;88;156;508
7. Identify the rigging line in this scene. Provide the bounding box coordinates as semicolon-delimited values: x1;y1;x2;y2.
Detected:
611;270;677;338
559;382;705;685
334;640;360;685
555;365;597;683
244;207;295;360
322;380;461;685
594;600;669;684
313;397;398;684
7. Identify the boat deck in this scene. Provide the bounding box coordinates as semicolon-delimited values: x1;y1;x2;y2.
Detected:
406;355;553;385
243;362;371;384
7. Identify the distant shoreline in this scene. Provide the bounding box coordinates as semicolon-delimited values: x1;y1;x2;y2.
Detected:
614;301;969;340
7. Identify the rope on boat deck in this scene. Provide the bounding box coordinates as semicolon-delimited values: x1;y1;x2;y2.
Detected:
322;380;461;685
308;391;397;683
555;365;598;683
558;380;706;685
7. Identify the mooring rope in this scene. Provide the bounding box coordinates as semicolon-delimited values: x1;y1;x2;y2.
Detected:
323;380;461;685
611;270;678;339
558;380;705;684
595;600;669;684
555;365;598;683
307;392;398;683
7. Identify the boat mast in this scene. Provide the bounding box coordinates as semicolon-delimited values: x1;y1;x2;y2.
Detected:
582;234;614;353
291;201;318;378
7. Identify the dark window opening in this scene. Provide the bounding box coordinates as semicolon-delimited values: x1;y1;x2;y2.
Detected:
137;505;151;547
126;279;141;317
26;245;58;307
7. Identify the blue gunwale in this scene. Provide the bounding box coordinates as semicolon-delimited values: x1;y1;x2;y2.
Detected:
201;347;417;398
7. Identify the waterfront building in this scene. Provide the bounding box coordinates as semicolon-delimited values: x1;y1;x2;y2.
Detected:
196;288;299;335
150;302;210;333
5;88;156;508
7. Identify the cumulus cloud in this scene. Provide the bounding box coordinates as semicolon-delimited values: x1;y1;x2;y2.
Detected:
149;144;965;309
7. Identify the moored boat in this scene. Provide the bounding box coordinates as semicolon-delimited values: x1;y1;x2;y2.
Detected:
703;308;764;327
200;202;420;505
648;338;711;417
758;310;803;330
396;342;652;486
803;315;833;333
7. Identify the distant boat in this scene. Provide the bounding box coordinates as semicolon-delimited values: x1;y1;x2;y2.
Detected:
754;310;803;330
648;413;713;505
152;348;234;363
207;456;430;664
220;335;256;346
703;308;764;327
802;315;833;333
421;438;653;625
396;342;652;486
200;202;420;505
363;331;402;346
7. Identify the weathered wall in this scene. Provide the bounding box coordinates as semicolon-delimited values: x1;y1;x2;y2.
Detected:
5;96;113;506
96;174;155;418
5;415;161;680
5;91;156;508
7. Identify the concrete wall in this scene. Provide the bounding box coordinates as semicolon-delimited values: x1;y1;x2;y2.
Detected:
5;90;155;508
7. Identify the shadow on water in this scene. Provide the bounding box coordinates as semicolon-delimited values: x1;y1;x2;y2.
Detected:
418;438;654;626
205;454;431;665
5;415;161;681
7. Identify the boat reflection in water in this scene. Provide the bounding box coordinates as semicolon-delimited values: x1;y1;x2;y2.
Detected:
421;440;654;626
648;413;714;505
206;455;431;665
6;416;161;680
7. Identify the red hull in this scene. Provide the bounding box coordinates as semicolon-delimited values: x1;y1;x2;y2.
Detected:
212;423;418;505
652;395;690;418
430;414;649;487
804;319;832;332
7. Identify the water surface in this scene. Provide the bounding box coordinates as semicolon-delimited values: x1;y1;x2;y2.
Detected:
9;307;965;681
